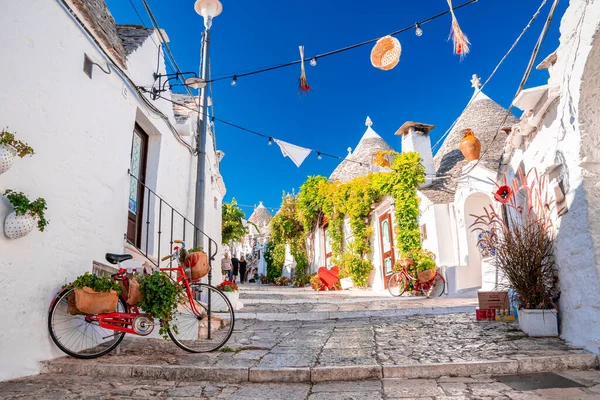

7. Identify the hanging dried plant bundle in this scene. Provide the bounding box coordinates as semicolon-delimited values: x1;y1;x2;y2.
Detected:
447;0;470;58
298;46;310;93
370;35;401;71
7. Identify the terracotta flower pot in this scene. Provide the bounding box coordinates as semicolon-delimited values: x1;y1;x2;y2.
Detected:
459;129;481;162
4;211;36;239
0;144;17;175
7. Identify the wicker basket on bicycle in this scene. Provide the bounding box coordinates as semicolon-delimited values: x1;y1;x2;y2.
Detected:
183;251;210;281
417;269;437;283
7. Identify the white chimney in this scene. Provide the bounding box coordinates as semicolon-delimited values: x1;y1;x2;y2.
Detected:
396;121;435;187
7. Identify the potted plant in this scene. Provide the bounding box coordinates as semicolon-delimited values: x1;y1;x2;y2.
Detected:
178;246;209;281
216;279;240;310
3;190;48;239
67;272;122;315
136;271;184;339
472;168;560;337
0;129;35;174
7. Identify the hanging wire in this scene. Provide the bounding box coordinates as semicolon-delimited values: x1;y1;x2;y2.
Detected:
430;0;549;155
207;0;479;83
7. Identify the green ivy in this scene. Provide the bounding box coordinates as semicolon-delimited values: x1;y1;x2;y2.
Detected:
70;272;122;294
264;241;285;282
4;189;49;231
222;198;247;246
136;271;184;339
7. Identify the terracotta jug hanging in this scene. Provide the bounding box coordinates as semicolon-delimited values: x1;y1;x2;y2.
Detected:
459;129;481;162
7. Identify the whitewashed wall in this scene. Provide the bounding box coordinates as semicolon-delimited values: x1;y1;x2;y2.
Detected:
503;0;600;353
0;0;225;380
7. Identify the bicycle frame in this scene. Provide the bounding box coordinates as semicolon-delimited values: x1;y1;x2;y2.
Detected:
89;252;205;335
397;266;446;294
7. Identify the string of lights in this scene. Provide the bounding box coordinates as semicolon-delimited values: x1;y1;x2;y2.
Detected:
208;0;480;85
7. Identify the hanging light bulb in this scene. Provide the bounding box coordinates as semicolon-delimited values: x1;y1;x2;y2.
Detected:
317;152;322;160
415;23;423;37
268;137;273;146
231;75;238;86
310;57;317;67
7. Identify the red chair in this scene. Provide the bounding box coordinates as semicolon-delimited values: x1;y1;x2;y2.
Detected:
317;266;339;291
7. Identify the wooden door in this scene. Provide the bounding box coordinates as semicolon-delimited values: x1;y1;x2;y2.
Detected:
379;212;395;288
127;125;148;247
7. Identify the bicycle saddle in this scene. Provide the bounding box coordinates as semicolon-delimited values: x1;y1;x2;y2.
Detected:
105;253;133;265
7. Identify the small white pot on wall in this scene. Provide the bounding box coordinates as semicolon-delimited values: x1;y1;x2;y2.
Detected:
519;309;558;337
0;144;17;175
4;211;36;239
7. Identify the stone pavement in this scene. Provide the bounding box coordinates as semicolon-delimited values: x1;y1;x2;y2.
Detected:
3;370;600;399
235;284;478;320
40;313;597;382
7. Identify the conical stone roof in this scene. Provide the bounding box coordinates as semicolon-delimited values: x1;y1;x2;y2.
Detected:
329;117;394;183
248;202;272;235
421;81;519;204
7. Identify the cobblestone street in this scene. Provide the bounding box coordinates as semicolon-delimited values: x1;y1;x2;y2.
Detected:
2;370;600;399
2;285;599;399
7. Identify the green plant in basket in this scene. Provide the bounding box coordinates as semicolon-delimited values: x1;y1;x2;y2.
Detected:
178;246;204;265
216;280;238;292
4;190;49;231
137;271;184;339
0;129;35;158
69;272;122;294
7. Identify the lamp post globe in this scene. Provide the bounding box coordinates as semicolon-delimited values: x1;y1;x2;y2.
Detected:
194;0;223;28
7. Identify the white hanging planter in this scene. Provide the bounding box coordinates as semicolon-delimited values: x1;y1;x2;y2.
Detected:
0;144;17;175
519;309;559;337
4;211;37;239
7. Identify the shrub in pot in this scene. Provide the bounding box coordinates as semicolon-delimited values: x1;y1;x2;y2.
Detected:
472;168;560;337
0;129;34;175
68;272;122;315
217;279;239;309
136;271;184;339
3;190;48;239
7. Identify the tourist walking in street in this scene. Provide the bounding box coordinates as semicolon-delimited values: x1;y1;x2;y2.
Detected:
221;253;233;281
239;256;248;283
231;254;240;283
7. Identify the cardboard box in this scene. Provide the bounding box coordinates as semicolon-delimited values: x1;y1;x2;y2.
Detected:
478;291;509;310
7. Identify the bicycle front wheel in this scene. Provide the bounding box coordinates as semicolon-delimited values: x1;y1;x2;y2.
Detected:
48;287;127;359
388;272;407;297
168;283;235;353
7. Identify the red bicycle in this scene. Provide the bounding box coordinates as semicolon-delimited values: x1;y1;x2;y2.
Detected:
48;240;235;359
387;264;446;298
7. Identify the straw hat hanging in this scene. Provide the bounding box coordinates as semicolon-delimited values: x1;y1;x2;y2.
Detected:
370;35;401;71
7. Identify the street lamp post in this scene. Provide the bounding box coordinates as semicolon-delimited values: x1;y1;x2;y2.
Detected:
193;0;222;249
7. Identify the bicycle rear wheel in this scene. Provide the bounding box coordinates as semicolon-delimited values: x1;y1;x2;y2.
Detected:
429;274;446;298
168;283;235;353
48;287;127;359
388;272;407;297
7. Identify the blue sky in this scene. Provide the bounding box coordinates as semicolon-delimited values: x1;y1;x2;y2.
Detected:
106;0;567;218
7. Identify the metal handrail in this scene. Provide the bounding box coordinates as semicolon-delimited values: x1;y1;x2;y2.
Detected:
128;172;219;284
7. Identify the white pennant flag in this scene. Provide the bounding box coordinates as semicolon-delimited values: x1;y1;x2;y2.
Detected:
274;139;312;168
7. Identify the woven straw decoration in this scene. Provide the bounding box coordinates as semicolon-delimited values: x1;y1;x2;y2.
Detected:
370;36;401;71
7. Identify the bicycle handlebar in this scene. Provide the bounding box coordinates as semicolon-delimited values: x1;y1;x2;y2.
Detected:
161;254;172;262
174;240;183;244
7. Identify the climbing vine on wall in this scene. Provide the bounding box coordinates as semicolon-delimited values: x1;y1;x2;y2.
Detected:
292;151;426;286
372;151;425;256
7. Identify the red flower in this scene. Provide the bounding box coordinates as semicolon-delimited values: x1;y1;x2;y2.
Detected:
494;185;513;204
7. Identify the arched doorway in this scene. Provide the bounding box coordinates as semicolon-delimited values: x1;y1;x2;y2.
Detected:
459;192;494;291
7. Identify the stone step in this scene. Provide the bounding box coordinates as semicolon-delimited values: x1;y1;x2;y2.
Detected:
41;354;600;383
234;305;478;321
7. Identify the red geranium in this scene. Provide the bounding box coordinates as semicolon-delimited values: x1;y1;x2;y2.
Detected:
217;280;238;293
494;185;513;204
